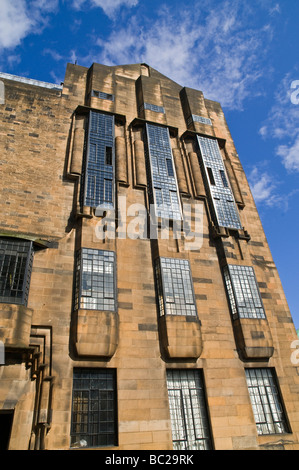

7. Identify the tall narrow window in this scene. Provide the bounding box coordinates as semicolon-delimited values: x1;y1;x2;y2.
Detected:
144;123;182;220
71;368;118;448
245;369;290;435
223;264;266;320
81;111;115;209
166;370;212;450
197;136;242;230
0;238;34;306
74;249;116;312
154;257;197;317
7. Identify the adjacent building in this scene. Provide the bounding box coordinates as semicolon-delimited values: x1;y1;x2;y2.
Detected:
0;63;298;450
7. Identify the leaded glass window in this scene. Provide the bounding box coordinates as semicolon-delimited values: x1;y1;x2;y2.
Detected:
154;257;197;317
0;238;34;306
245;369;289;435
81;111;115;209
71;368;117;448
166;369;212;450
223;264;266;320
91;90;114;101
144;102;165;113
197;136;242;230
191;115;212;126
75;249;116;311
144;123;182;220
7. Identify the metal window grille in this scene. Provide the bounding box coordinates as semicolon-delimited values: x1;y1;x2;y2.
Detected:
81;111;115;209
197;135;242;230
166;369;212;450
144;123;182;221
192;115;212;126
74;249;116;311
154;257;197;317
0;238;33;306
245;369;289;435
71;368;117;448
223;264;266;320
91;90;114;101
143;102;165;114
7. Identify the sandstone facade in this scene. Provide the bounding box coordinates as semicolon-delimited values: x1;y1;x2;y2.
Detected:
0;63;298;450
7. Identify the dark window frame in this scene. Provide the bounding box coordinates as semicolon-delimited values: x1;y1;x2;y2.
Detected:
154;257;198;317
74;248;117;312
245;368;290;436
70;368;118;448
166;369;213;450
197;135;242;230
81;111;115;210
0;238;33;306
223;264;266;320
144;123;182;221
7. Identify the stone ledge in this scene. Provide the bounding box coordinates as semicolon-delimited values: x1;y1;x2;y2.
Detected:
158;314;202;360
72;308;119;358
0;303;33;348
233;317;274;360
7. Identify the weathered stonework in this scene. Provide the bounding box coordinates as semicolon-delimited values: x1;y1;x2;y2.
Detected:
0;63;298;451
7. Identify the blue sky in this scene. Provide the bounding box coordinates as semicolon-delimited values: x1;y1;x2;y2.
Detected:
0;0;298;328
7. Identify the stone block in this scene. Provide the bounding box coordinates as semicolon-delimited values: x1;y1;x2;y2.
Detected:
158;315;202;359
233;317;274;360
73;309;119;358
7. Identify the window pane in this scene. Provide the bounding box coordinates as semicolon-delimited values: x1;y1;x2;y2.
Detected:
75;249;116;311
82;111;114;209
166;370;212;450
0;238;33;306
223;265;266;319
71;368;117;448
155;258;197;317
245;369;289;435
145;123;181;221
197;136;242;230
144;102;165;114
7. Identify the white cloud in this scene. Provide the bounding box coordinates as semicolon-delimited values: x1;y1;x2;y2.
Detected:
73;0;138;18
0;0;58;51
248;163;299;210
43;48;64;62
0;0;33;49
89;0;274;109
248;167;279;206
259;72;299;140
259;71;299;172
277;135;299;172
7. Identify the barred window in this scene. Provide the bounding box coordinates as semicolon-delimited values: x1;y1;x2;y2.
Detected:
197;136;242;230
223;264;266;320
0;238;33;306
81;111;115;209
75;249;116;311
245;369;289;435
71;368;117;448
144;123;182;221
155;257;197;317
166;370;212;450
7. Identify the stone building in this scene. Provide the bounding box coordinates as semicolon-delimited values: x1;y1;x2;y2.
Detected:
0;63;298;451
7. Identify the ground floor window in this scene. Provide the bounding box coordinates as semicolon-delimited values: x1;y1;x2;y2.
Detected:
71;368;117;448
245;368;290;435
166;369;212;450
